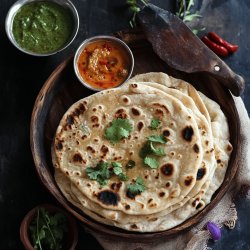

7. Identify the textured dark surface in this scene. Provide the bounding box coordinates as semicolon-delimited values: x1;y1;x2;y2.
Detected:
0;0;249;249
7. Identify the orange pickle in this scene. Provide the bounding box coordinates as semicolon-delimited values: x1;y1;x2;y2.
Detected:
77;40;130;89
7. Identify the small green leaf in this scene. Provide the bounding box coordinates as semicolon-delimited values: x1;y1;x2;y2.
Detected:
149;118;160;130
119;172;129;181
140;142;165;158
144;156;159;169
86;162;110;186
127;177;146;196
112;162;123;175
80;124;89;135
147;135;167;144
104;118;133;143
150;143;166;156
183;13;201;22
130;6;140;13
29;208;67;250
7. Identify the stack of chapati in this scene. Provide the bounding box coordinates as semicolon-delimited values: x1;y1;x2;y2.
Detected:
52;72;232;232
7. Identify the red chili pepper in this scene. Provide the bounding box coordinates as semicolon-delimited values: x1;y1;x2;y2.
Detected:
201;36;229;57
207;32;238;53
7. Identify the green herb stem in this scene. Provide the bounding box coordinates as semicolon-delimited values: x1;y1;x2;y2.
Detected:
36;208;43;250
44;212;57;249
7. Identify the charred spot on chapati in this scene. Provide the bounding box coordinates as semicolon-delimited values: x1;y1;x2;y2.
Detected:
184;176;194;186
114;108;127;119
161;163;174;176
125;204;130;210
217;159;221;164
130;224;138;229
101;145;109;154
165;182;171;188
91;115;99;123
72;153;85;163
81;135;87;140
196;167;206;180
97;190;120;206
193;144;200;153
182;126;194;141
137;121;144;131
131;83;138;88
153;103;170;114
66;115;74;126
163;129;170;137
196;202;203;210
86;146;95;154
123;97;129;103
148;217;158;222
159;192;165;197
55;140;63;150
155;108;164;117
131;107;140;116
148;198;153;204
78;103;86;114
73;108;81;116
227;144;233;151
149;203;157;208
192;198;200;207
110;182;122;191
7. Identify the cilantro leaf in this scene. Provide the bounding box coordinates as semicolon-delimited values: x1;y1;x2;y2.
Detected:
150;142;166;156
112;162;123;175
127;177;146;196
147;135;167;144
86;161;129;185
144;156;159;169
104;118;133;143
118;172;129;181
86;162;110;186
149;118;160;130
140;142;165;158
30;208;67;250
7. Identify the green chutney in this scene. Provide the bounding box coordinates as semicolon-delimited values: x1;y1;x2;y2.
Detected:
12;1;73;54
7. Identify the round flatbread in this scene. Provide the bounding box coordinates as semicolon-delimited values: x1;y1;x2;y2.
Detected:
54;83;203;215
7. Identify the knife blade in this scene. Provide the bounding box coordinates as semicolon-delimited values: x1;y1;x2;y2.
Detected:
137;4;245;96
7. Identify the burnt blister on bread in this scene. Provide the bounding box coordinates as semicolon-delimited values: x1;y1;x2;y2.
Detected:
161;163;174;176
182;126;194;141
97;190;120;206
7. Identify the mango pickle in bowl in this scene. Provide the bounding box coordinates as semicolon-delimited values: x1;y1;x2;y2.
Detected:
74;35;134;91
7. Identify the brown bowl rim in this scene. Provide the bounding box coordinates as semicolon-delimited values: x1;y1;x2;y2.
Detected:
30;55;241;243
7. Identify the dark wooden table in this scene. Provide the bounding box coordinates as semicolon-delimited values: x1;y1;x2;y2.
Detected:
0;0;249;249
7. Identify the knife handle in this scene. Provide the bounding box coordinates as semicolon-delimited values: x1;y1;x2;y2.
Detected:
206;62;245;96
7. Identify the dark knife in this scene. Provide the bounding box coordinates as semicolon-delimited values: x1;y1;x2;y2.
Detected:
137;4;245;96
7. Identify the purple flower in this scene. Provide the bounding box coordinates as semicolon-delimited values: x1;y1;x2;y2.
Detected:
206;222;222;241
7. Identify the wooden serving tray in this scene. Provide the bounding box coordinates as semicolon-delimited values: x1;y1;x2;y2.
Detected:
30;29;241;243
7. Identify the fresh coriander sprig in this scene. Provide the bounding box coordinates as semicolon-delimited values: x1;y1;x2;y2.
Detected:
139;133;167;169
104;118;133;143
29;208;67;250
127;176;146;197
149;118;160;130
126;0;149;28
176;0;204;35
86;161;129;185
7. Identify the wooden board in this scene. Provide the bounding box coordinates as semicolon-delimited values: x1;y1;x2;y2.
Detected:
30;30;241;243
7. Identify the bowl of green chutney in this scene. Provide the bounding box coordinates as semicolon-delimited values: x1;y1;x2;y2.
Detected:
5;0;79;56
